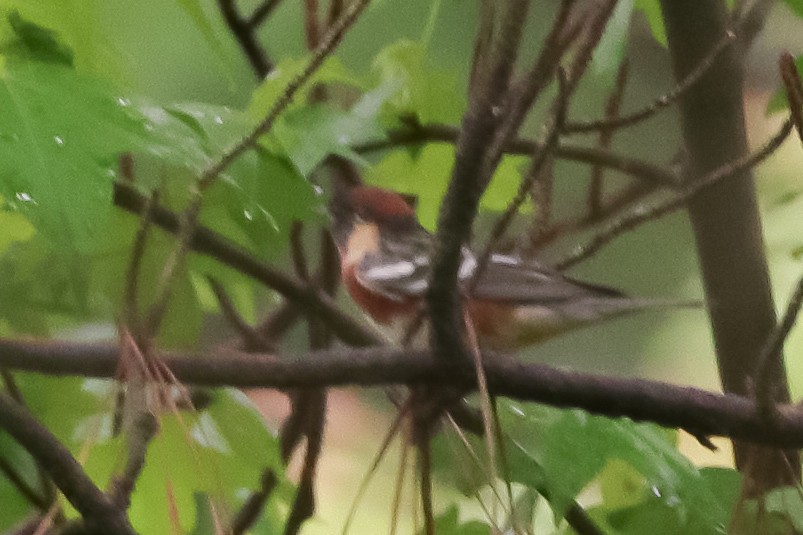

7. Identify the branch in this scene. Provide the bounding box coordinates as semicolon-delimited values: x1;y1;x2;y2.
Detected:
200;0;372;188
6;339;803;449
112;182;381;348
356;123;679;187
557;116;794;270
429;0;532;362
218;0;273;78
249;0;284;28
563;29;735;134
0;393;136;535
756;272;803;412
661;0;798;493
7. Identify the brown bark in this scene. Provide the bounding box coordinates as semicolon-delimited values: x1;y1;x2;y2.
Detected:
659;0;800;495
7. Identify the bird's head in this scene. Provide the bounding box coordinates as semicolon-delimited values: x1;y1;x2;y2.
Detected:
329;185;420;248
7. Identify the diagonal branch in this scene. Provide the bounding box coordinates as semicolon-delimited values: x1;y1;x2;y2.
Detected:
557;116;794;270
112;182;381;348
0;393;136;535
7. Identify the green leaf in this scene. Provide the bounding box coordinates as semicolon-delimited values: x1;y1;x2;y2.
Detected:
607;468;738;535
366;144;528;230
424;505;490;535
247;55;365;122
0;430;40;530
0;60;214;252
274;104;384;176
3;11;73;65
599;458;646;509
592;0;633;75
499;401;729;531
782;0;803;17
373;39;463;124
730;485;803;534
172;0;226;60
0;0;121;80
634;0;666;46
79;389;287;534
0;208;34;256
204;149;323;255
93;210;203;347
0;236;94;334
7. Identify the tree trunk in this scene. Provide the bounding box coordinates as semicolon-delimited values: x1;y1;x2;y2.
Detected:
659;0;800;496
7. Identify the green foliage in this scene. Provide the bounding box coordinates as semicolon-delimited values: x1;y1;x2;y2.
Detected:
0;2;798;534
0;0;119;79
782;0;803;17
634;0;667;46
499;401;737;531
425;506;490;535
0;431;38;530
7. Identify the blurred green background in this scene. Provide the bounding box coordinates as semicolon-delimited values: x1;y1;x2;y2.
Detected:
2;0;803;532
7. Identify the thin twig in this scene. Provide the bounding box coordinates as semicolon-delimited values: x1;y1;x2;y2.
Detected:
356;123;679;187
428;0;531;361
231;470;278;535
588;59;629;219
248;0;284;28
218;0;274;77
756;273;803;413
201;0;372;189
564;29;736;134
562;0;617;95
123;190;159;329
471;70;570;291
112;182;381;347
557;116;794;269
415;421;434;535
145;0;371;344
529;181;658;252
303;0;320;49
108;412;159;509
780;52;803;143
208;277;273;351
289;222;311;282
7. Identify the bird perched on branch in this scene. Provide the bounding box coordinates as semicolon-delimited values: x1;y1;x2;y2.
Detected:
329;184;694;350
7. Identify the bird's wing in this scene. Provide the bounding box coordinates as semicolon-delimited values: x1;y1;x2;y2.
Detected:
471;254;626;303
357;246;623;305
355;235;476;300
356;252;431;299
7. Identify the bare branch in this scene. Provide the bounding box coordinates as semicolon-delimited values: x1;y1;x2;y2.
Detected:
557;116;794;269
200;0;372;189
218;0;274;78
356;123;679;187
756;273;803;413
588;58;630;219
780;52;803;144
564;29;736;134
0;393;136;535
7;339;803;449
112;181;381;347
471;69;571;290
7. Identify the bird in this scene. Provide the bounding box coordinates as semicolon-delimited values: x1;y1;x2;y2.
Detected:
329;184;695;350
